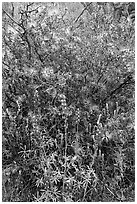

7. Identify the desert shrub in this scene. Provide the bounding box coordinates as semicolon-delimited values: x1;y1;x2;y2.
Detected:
2;2;134;202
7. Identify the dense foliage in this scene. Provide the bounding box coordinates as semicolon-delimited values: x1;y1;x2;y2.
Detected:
2;2;135;202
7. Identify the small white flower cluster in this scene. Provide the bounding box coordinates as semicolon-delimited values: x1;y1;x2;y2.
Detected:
57;72;72;86
42;67;54;79
59;94;66;108
58;75;66;86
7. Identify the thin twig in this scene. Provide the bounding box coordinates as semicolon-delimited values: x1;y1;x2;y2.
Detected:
73;2;92;24
2;62;10;69
2;9;23;30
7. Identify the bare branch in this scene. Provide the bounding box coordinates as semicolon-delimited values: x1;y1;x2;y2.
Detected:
2;62;10;69
102;74;134;104
2;9;23;30
73;2;92;24
11;2;14;17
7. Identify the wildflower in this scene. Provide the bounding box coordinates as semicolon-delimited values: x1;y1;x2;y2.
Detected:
42;67;54;79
